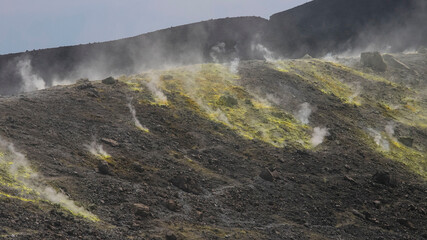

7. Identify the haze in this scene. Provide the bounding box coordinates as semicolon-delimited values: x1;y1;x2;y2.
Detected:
0;0;310;54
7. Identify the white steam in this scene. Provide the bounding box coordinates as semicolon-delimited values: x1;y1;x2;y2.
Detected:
228;58;240;74
385;122;395;138
145;75;168;104
348;82;362;104
253;44;275;61
85;140;110;158
311;127;329;147
210;42;226;63
0;137;97;220
127;99;149;132
368;128;390;151
296;102;312;124
17;59;46;92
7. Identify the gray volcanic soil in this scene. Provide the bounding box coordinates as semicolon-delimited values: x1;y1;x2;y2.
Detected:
0;53;426;239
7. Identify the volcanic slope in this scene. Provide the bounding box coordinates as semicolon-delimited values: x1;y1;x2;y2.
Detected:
0;52;426;239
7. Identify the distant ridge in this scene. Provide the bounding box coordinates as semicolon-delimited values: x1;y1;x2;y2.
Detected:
1;0;426;95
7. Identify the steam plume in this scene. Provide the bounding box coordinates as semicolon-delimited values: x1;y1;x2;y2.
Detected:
296;102;312;124
228;58;240;74
146;75;168;104
127;98;149;132
85;140;110;159
17;59;46;92
210;42;226;63
368;128;390;151
311;127;329;147
0;137;98;221
253;44;275;61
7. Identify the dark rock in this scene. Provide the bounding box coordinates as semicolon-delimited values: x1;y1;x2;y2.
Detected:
397;218;416;229
133;203;150;217
165;199;180;212
97;161;110;175
76;78;93;90
372;171;399;187
170;175;202;194
165;232;177;240
102;77;117;85
259;168;274;182
217;95;238;107
351;209;365;219
398;137;413;147
383;54;411;70
101;138;119;147
373;200;381;209
361;52;387;72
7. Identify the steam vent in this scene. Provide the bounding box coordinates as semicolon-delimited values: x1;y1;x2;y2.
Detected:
0;0;426;239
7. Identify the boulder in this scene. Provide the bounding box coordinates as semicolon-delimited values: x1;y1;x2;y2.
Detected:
259;168;274;182
302;54;313;59
218;95;238;107
361;52;387;72
97;161;110;175
170;175;202;194
398;137;413;147
101;138;119;147
372;171;399;187
133;203;150;217
102;77;117;85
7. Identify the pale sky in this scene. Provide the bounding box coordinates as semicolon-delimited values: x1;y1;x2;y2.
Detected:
0;0;310;54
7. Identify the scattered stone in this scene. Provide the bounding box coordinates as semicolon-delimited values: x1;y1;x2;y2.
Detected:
302;54;313;59
397;218;416;229
165;232;177;240
372;171;399;187
97;161;110;175
131;162;144;173
165;199;180;212
102;76;117;85
133;203;150;217
170;175;202;194
398;137;413;148
259;168;274;182
344;175;357;184
351;209;365;219
361;52;387;72
101;138;119;147
76;78;93;90
218;95;238;107
373;200;381;209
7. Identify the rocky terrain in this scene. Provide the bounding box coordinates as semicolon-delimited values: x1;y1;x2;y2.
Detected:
0;50;426;239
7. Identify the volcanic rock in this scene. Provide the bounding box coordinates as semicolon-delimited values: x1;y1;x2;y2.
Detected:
361;52;387;72
218;95;238;107
133;203;150;217
372;171;399;187
398;137;413;147
101;138;119;147
102;77;117;85
98;161;110;175
259;168;274;182
170;175;202;194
